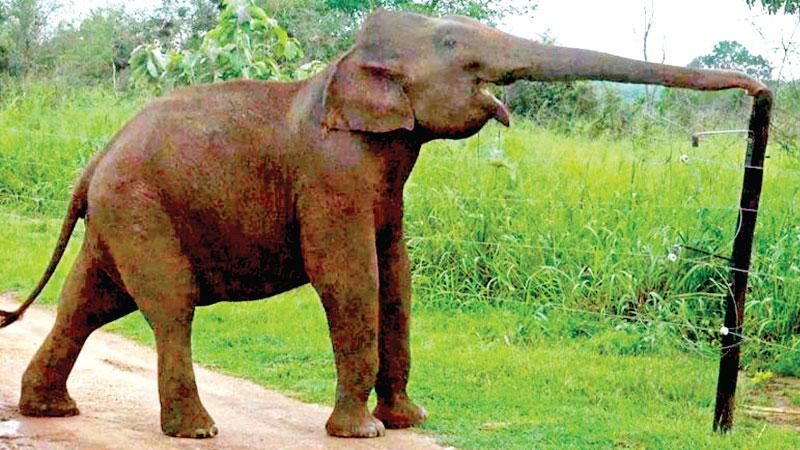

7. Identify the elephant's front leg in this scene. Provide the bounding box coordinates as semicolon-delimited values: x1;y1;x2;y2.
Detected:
300;199;385;438
373;230;428;429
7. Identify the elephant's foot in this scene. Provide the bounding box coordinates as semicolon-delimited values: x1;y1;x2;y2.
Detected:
326;404;386;438
19;389;79;417
373;394;427;429
161;401;218;439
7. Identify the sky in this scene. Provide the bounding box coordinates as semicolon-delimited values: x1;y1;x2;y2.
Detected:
60;0;800;79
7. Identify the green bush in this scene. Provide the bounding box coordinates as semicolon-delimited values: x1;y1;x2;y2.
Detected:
130;0;318;91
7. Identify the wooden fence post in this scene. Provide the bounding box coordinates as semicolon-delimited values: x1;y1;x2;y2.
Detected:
712;91;773;432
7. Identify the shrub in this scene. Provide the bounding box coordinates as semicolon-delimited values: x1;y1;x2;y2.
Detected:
130;0;319;91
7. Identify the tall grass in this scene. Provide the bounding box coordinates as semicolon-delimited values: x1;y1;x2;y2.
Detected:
407;121;800;373
0;80;798;376
0;80;148;214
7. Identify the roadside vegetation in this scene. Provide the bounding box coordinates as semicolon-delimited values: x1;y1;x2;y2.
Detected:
1;0;799;448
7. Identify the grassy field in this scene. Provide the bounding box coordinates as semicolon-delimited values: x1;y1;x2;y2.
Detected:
1;82;799;448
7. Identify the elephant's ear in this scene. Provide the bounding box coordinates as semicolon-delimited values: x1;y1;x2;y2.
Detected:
322;51;414;133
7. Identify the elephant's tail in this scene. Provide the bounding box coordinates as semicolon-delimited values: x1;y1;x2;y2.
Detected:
0;155;99;328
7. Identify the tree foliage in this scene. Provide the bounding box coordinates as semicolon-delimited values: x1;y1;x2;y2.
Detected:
141;0;223;51
652;40;770;134
43;8;141;82
0;0;225;82
130;0;316;91
1;0;535;83
746;0;800;14
271;0;359;63
688;40;773;80
0;0;51;75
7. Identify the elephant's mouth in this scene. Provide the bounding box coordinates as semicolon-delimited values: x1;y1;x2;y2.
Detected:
479;87;510;127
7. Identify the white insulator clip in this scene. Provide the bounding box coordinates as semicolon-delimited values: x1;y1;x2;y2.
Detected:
668;244;681;262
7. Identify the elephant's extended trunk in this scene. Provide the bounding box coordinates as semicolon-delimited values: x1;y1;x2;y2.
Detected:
496;39;769;97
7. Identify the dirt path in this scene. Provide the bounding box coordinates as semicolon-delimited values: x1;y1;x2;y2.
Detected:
0;295;446;450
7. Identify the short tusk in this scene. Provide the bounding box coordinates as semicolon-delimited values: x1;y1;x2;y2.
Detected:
481;88;510;127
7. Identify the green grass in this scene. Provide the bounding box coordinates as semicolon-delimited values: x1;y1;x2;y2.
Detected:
2;81;799;448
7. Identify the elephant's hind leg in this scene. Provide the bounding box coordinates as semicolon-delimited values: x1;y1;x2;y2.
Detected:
20;243;137;417
102;205;216;439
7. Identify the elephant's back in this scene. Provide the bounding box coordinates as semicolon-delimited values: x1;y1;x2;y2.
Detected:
88;80;299;219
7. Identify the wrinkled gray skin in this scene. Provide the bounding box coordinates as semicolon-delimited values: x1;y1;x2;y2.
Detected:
0;9;768;439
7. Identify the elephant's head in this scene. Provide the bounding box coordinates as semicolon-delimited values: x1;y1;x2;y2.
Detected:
322;10;769;139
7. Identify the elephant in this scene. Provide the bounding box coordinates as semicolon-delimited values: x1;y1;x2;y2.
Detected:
0;9;769;439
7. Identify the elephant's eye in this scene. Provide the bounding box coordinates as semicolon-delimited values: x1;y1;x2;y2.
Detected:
443;38;457;49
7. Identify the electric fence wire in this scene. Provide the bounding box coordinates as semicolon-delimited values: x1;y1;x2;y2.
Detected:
3;205;792;358
0;193;69;205
0;211;62;223
1;202;797;283
412;285;799;356
405;234;800;285
0;190;784;213
5;125;800;177
404;190;747;211
421;152;800;178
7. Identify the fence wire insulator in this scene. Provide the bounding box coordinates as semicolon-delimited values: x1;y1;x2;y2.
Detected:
691;130;751;147
668;244;681;262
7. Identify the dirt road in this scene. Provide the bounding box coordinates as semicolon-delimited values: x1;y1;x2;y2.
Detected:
0;295;446;450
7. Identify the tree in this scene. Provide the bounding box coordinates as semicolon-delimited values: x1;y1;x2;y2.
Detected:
660;41;772;130
270;0;360;62
0;2;11;73
44;8;139;82
0;0;51;75
746;0;800;14
689;40;773;80
139;0;222;51
638;0;661;111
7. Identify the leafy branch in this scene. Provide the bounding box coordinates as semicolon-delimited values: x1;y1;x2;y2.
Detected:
130;0;322;91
